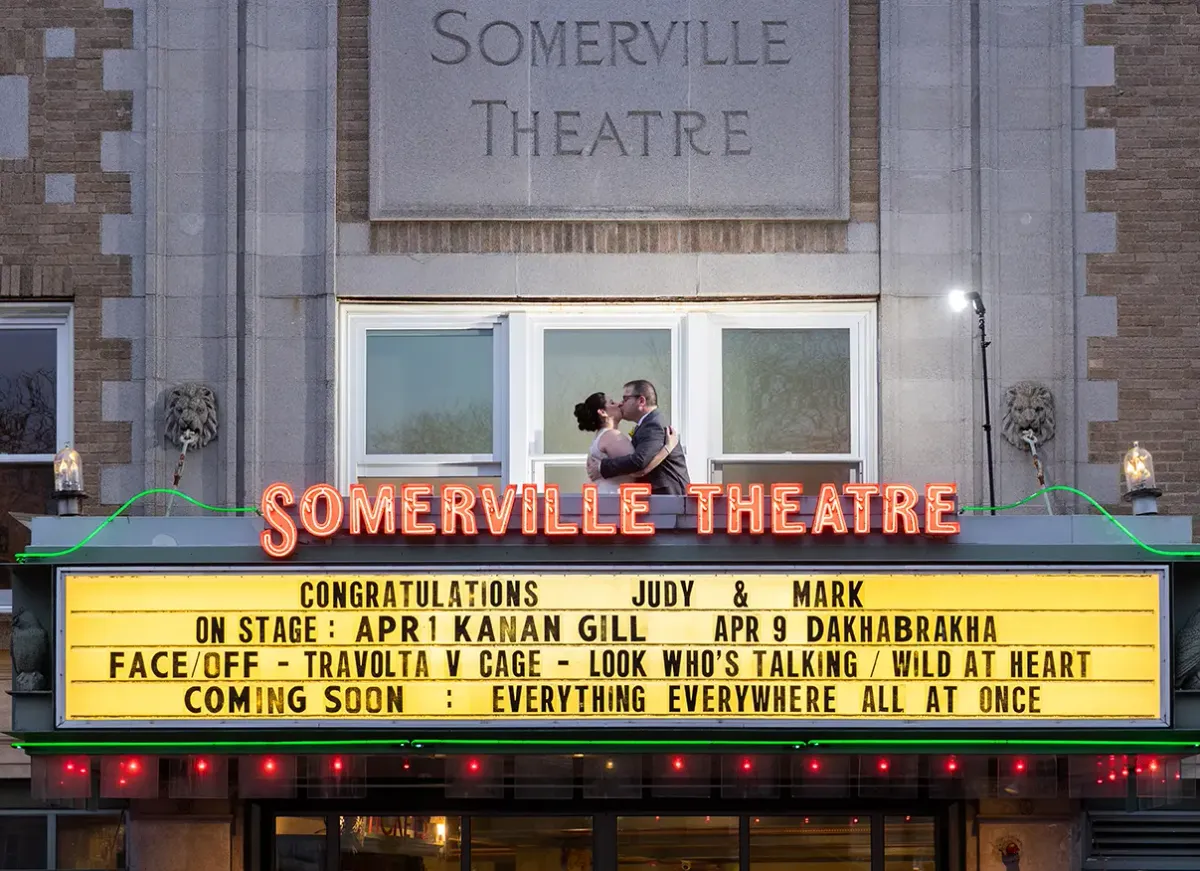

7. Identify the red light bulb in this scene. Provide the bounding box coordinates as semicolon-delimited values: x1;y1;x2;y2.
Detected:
1108;772;1117;781
332;757;344;773
195;758;209;773
263;757;277;774
877;758;890;772
118;777;127;786
946;758;958;773
1014;759;1026;773
126;759;141;774
65;762;75;772
467;758;480;773
672;756;685;771
402;759;411;771
741;758;753;772
809;759;820;771
1149;760;1159;773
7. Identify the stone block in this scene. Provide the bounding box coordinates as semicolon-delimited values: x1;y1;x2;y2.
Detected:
0;76;29;159
44;28;76;59
103;49;145;91
1072;45;1115;87
44;174;76;204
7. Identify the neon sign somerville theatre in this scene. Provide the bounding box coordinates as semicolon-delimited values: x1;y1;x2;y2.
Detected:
257;480;962;557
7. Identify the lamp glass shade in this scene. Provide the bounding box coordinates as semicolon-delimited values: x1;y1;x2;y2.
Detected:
1123;441;1156;493
53;444;84;494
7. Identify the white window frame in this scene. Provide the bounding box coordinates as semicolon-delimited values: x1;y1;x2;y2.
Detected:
0;302;73;464
705;304;878;485
339;302;877;491
339;305;509;488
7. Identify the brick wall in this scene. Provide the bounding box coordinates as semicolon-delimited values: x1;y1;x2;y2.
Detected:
1084;2;1200;517
337;0;879;255
0;2;134;550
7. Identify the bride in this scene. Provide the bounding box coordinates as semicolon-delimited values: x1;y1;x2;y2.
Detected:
573;391;679;494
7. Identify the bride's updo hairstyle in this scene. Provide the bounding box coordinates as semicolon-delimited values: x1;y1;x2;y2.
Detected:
573;392;607;431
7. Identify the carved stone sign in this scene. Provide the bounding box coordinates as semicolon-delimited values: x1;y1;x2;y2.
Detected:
369;0;849;220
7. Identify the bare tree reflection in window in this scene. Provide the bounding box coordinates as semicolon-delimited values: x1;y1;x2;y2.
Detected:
365;330;494;455
368;402;493;455
723;329;851;454
0;367;56;455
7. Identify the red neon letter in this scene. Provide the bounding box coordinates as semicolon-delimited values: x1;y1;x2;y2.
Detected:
810;483;849;535
688;484;722;535
882;484;920;534
842;483;880;534
260;482;297;558
479;484;518;535
619;483;655;536
726;484;765;535
299;483;343;538
769;484;805;534
581;484;617;535
400;484;436;535
348;483;395;536
440;484;478;535
543;484;579;536
521;485;538;535
924;483;960;535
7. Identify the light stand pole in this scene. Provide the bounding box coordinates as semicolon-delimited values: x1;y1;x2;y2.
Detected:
949;289;997;514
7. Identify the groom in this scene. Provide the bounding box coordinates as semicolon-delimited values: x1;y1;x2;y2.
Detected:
586;379;691;495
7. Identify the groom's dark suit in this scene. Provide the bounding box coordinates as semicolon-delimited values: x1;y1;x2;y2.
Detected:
598;408;691;495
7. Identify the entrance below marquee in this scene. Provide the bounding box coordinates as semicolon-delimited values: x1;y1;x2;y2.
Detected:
274;814;938;871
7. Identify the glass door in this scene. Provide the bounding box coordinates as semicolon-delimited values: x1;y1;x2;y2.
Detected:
272;813;941;871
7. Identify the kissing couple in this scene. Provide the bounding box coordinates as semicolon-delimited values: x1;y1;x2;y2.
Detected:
576;379;691;495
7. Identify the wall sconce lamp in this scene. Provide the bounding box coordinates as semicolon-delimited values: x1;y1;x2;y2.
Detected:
1122;441;1161;516
948;289;997;514
52;444;87;517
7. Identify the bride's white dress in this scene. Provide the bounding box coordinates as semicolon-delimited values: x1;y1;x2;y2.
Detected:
588;432;621;494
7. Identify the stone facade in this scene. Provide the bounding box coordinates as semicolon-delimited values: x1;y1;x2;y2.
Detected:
336;0;880;254
1084;2;1200;519
2;0;1196;526
0;1;135;532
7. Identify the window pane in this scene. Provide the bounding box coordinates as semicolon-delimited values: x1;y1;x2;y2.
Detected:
56;815;124;870
0;328;57;455
618;817;737;871
0;815;47;869
366;330;493;455
885;817;936;871
276;816;326;871
543;464;588;492
342;816;461;871
471;817;592;871
722;328;851;454
543;329;672;454
712;461;857;491
750;817;871;871
0;464;52;562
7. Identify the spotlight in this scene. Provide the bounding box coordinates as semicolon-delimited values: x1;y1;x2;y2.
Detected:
948;288;984;314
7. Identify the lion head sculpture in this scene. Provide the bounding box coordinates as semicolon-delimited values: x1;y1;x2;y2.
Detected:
1002;381;1055;451
164;383;218;449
